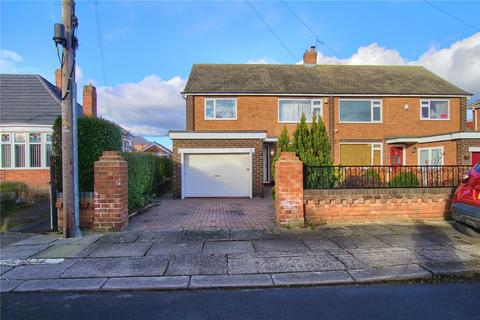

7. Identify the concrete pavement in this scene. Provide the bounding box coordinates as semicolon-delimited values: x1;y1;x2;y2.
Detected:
1;222;480;292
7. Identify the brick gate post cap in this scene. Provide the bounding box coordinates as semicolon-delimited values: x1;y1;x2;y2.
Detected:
102;151;120;157
279;152;299;161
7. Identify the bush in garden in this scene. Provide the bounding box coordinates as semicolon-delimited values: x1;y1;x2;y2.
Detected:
52;116;122;192
389;171;420;187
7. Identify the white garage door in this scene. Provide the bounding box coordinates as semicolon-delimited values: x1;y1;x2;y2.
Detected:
184;153;250;197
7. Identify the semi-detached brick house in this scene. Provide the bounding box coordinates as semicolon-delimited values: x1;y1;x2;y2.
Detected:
169;46;480;199
0;72;134;194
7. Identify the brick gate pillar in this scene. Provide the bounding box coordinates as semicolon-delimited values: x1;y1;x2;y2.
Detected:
93;151;128;232
275;152;305;227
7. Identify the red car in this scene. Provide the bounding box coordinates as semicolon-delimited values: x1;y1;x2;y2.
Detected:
452;162;480;236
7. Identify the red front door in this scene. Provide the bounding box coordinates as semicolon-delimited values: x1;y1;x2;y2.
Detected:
390;146;403;166
472;152;480;166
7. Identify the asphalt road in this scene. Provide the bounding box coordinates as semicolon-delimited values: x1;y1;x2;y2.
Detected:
2;281;479;320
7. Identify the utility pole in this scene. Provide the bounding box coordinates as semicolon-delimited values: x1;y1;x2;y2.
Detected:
59;0;81;238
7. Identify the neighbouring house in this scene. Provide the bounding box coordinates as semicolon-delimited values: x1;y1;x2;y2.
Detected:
133;136;172;157
468;100;480;131
0;71;133;194
169;46;480;199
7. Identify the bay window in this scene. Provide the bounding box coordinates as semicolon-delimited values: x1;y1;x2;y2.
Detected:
0;131;53;169
339;99;382;123
204;98;237;120
278;99;323;123
421;100;449;120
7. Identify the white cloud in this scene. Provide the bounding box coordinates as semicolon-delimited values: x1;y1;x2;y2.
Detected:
247;57;278;64
96;75;186;137
0;49;25;73
104;27;134;41
311;33;480;93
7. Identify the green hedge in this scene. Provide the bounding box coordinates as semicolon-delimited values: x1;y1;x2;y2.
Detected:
53;116;122;191
122;153;173;211
0;181;27;210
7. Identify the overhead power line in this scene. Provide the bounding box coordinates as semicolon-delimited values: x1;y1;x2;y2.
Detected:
94;0;112;117
245;1;297;62
281;1;339;57
424;0;479;32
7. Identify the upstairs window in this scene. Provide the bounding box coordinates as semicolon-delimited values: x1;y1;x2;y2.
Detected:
339;99;382;123
204;98;237;120
421;100;449;120
278;99;323;123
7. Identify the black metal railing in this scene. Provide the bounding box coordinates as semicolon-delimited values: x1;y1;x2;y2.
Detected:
304;165;471;189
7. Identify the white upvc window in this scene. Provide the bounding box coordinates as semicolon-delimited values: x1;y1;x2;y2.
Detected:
278;99;323;123
339;99;382;123
0;131;53;169
420;99;450;120
204;98;237;120
418;147;444;165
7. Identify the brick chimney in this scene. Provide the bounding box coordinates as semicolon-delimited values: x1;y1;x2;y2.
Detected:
303;46;317;66
82;84;97;117
55;68;62;91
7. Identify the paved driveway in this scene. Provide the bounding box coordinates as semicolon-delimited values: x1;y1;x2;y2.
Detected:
129;192;275;231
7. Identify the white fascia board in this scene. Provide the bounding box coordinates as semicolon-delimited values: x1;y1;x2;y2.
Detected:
169;132;267;140
264;138;278;142
386;132;480;144
178;148;255;154
469;147;480;152
0;124;53;132
184;93;471;98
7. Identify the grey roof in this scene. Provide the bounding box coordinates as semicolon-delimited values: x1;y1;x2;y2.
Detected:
0;74;82;126
133;135;149;145
183;64;471;96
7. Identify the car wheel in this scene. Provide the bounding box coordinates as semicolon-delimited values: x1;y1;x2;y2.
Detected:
454;221;480;238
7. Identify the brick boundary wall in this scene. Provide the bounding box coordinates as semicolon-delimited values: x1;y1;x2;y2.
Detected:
93;151;129;232
304;188;455;225
56;192;95;230
172;139;264;198
274;152;304;226
0;169;50;195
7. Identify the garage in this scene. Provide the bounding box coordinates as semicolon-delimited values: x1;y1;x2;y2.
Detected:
183;152;252;198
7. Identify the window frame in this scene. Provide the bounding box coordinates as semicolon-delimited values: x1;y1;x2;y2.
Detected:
420;99;450;121
0;131;53;170
417;146;444;165
338;99;383;124
277;98;323;123
204;98;238;120
1;133;12;168
339;142;383;166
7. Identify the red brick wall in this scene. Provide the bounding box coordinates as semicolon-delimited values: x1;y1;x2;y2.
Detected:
0;169;50;194
82;84;97;117
457;138;480;165
56;193;95;230
274;152;304;226
93;151;129;232
304;188;454;225
172;139;264;198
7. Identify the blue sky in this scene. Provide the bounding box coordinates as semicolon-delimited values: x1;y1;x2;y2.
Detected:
1;1;479;148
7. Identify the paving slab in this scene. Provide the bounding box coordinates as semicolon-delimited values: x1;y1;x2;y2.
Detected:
348;264;432;283
165;255;227;276
146;241;203;256
303;239;340;251
202;241;254;255
272;271;353;286
228;254;344;274
55;234;103;245
97;232;141;243
1;244;51;259
14;278;107;292
349;248;428;267
327;249;368;269
254;240;308;252
453;244;480;258
0;265;13;275
229;229;276;241
190;274;273;289
383;224;439;235
0;232;35;248
412;247;476;263
180;230;230;241
89;242;153;258
11;234;60;246
329;235;390;249
421;233;473;246
375;234;438;247
62;256;169;278
312;227;353;237
345;225;394;235
1;260;75;280
0;280;24;292
102;276;189;291
421;261;480;277
34;243;99;259
137;231;181;242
